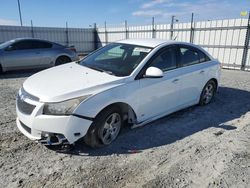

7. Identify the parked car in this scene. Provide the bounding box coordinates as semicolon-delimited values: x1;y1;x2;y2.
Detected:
0;38;78;72
16;39;220;148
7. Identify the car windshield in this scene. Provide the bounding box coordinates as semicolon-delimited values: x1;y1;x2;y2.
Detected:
0;40;15;49
78;43;152;77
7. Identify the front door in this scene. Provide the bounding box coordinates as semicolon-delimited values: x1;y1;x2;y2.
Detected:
136;46;181;122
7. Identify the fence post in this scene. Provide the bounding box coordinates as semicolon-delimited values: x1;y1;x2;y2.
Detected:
94;23;98;50
125;20;129;39
190;13;194;43
66;22;69;47
30;20;34;38
241;12;250;70
152;17;156;38
170;15;175;40
105;21;108;45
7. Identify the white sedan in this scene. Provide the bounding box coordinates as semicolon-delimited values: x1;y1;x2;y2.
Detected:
16;39;220;148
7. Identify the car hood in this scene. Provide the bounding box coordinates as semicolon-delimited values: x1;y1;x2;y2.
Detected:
23;63;126;102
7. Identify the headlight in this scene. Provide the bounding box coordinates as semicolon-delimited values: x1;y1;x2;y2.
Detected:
43;95;91;115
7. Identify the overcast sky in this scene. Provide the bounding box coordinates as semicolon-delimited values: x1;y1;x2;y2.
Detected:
0;0;249;28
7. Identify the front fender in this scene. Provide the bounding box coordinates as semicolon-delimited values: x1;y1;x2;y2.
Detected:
74;80;140;119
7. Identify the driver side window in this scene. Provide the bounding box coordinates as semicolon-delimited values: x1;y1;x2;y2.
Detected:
150;47;177;72
12;40;33;50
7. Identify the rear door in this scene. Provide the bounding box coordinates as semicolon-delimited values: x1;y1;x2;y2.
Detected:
136;45;182;122
177;45;211;107
2;40;43;69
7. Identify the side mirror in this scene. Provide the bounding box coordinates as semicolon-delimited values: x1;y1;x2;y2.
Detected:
144;67;163;78
5;45;14;51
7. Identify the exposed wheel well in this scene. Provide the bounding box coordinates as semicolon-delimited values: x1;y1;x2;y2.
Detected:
96;102;137;124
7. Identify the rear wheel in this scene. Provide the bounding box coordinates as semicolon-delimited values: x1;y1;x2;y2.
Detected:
84;106;123;148
55;56;71;66
199;80;216;105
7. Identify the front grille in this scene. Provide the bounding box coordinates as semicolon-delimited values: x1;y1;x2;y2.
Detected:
17;94;36;115
20;121;31;134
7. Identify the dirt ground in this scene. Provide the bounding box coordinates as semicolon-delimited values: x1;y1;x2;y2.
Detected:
0;69;250;188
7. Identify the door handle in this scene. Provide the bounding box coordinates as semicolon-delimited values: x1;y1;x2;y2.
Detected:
200;70;205;74
172;78;179;83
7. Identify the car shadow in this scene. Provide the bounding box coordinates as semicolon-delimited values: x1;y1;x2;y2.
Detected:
0;69;45;79
57;86;250;156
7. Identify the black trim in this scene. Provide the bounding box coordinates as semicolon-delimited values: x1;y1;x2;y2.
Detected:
72;114;94;121
143;75;163;79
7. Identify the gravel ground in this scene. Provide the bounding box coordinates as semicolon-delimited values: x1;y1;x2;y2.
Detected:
0;69;250;188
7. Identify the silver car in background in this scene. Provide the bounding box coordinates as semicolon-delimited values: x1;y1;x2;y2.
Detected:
0;38;78;73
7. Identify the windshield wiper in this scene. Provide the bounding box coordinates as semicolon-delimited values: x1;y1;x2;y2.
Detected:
84;65;104;73
103;70;116;76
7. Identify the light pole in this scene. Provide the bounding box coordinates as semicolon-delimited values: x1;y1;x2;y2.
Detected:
17;0;23;26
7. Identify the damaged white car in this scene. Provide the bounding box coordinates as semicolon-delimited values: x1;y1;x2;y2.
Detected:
16;39;220;148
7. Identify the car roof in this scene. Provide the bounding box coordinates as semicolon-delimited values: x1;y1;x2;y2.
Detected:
116;39;175;48
9;38;65;47
13;38;51;43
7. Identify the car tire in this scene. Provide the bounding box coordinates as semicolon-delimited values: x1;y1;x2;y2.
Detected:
199;80;216;105
0;64;2;74
84;106;123;148
55;56;71;66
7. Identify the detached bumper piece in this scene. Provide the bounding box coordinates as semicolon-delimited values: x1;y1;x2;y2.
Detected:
38;133;69;146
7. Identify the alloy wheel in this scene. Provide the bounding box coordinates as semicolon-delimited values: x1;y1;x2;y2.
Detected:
202;83;214;104
100;113;121;145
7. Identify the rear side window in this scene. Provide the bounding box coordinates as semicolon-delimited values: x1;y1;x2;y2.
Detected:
179;47;199;66
32;41;52;49
179;46;211;67
150;47;177;72
199;51;210;62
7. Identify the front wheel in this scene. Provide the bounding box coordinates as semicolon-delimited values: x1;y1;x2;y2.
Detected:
199;80;216;105
84;106;123;148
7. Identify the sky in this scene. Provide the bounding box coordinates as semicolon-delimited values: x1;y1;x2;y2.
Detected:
0;0;249;28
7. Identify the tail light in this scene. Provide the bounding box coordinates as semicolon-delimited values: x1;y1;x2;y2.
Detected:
67;46;76;53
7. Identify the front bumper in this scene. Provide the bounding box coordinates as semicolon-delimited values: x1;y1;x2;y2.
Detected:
16;96;92;144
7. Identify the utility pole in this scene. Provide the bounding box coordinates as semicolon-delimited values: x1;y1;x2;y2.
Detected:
17;0;23;26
